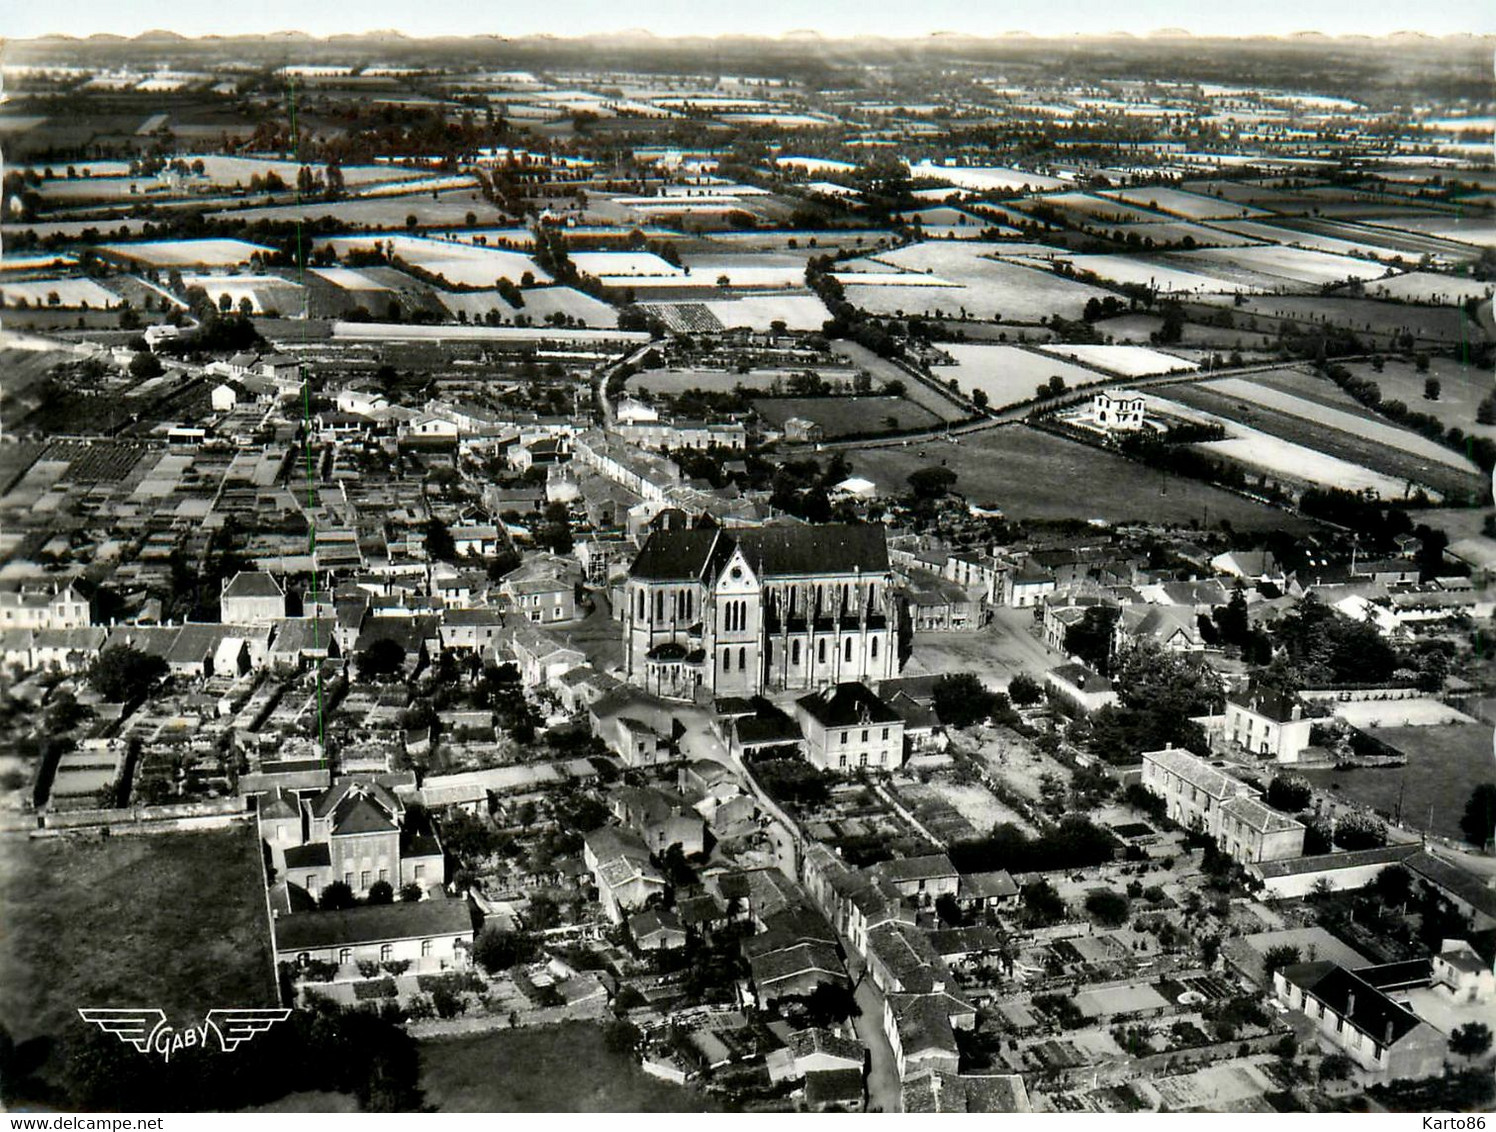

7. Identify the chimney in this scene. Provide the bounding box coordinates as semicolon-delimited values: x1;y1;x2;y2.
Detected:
1346;990;1355;1018
1385;1019;1395;1046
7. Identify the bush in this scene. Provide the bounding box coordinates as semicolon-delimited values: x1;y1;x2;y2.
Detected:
352;977;398;1000
406;994;435;1021
356;959;382;979
1006;673;1043;706
382;960;411;976
367;880;395;905
1084;889;1131;928
1333;812;1386;851
431;985;466;1019
1266;775;1312;813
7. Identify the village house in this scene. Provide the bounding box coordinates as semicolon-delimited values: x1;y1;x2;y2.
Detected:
272;897;476;978
0;580;91;630
793;682;905;773
1225;687;1311;762
220;571;287;625
609;785;707;856
1273;961;1447;1079
583;826;668;923
1045;662;1118;715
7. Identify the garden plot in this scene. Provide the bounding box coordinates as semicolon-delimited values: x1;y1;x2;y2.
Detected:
907;161;1067;192
1365;272;1493;305
1203;375;1477;470
181;274;305;315
932;344;1108;408
1144;393;1423;499
319;235;548;287
99;238;274;267
907;776;1037;835
1102;185;1270;220
1038;344;1199;377
0;278;118;309
1330;697;1476;728
1181;245;1389;287
1066;254;1249;294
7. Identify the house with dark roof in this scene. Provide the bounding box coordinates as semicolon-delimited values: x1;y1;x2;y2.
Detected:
268;777;444;901
900;1069;1030;1113
221;571;287;626
793;682;904;773
1273;960;1446;1079
272;895;476;977
1045;662;1117;715
622;522;898;701
1225;687;1311;763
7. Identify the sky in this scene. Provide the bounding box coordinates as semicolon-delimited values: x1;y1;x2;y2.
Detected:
7;0;1494;40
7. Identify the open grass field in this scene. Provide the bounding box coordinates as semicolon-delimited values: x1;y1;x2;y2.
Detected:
932;343;1107;408
99;238;274;267
627;365;856;396
206;187;504;229
1211;219;1428;263
0;278;120;309
1341;357;1496;442
1161;383;1486;502
1206;294;1476;345
1039;344;1199;377
1147;393;1423;499
849;423;1318;530
1067;254;1248;294
318;235;549;288
1363;214;1496;249
418;1023;723;1112
1204;375;1476;469
907;161;1067;192
1299;723;1494;841
840;241;1113;323
1092;312;1279;351
1182;244;1388;287
753;395;941;436
701;293;830;331
0;825;276;1058
1365;273;1494;305
1103;186;1270;221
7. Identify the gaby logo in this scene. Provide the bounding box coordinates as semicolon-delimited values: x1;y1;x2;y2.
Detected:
78;1009;291;1062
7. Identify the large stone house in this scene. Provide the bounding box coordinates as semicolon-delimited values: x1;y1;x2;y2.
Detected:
794;681;906;773
622;522;899;701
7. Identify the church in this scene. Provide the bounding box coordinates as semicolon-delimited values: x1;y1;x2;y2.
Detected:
623;521;900;701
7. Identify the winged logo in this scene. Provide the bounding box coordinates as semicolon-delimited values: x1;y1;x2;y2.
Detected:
76;1009;168;1053
205;1009;292;1052
78;1007;290;1060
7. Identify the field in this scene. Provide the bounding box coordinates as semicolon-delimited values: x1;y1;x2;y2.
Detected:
849;423;1319;529
1147;392;1421;499
181;274;306;316
1037;192;1163;225
0;278;119;309
1102;186;1269;220
1093;312;1279;350
1204;375;1476;468
318;235;549;288
839;241;1113;323
1364;214;1496;249
99;238;274;267
701;293;830;331
1161;383;1485;501
0;825;277;1068
1365;272;1494;305
1067;254;1248;294
206;187;504;229
1299;723;1494;841
1341;357;1496;441
1208;294;1476;345
932;343;1108;408
628;365;855;396
752;395;941;436
907;161;1067;192
1039;344;1198;377
418;1024;722;1112
1111;220;1262;248
570;251;682;278
1181;244;1388;287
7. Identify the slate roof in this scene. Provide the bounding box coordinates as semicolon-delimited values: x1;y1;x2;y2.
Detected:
629;528;721;581
736;523;889;575
1279;962;1424;1046
273;898;475;952
795;682;902;728
223;571;285;599
284;843;331;869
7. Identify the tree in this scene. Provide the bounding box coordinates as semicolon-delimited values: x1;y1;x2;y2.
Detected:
1084;888;1130;928
1022;879;1066;927
1333;812;1386;851
1460;783;1496;848
128;351;163;380
1319;1053;1355;1081
1064;606;1119;674
932;673;996;729
1266;775;1312;813
1263;944;1301;980
358;638;407;681
1449;1022;1493;1060
1372;865;1412;910
1424;377;1441;401
907;466;957;500
319;881;356;911
473;926;535;974
399;883;423;903
366;880;394;905
1006;672;1043;706
90;645;168;702
972;388;990;410
1213;583;1250;646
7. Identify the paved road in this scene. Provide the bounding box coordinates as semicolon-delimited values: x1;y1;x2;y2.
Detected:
847;962;902;1113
